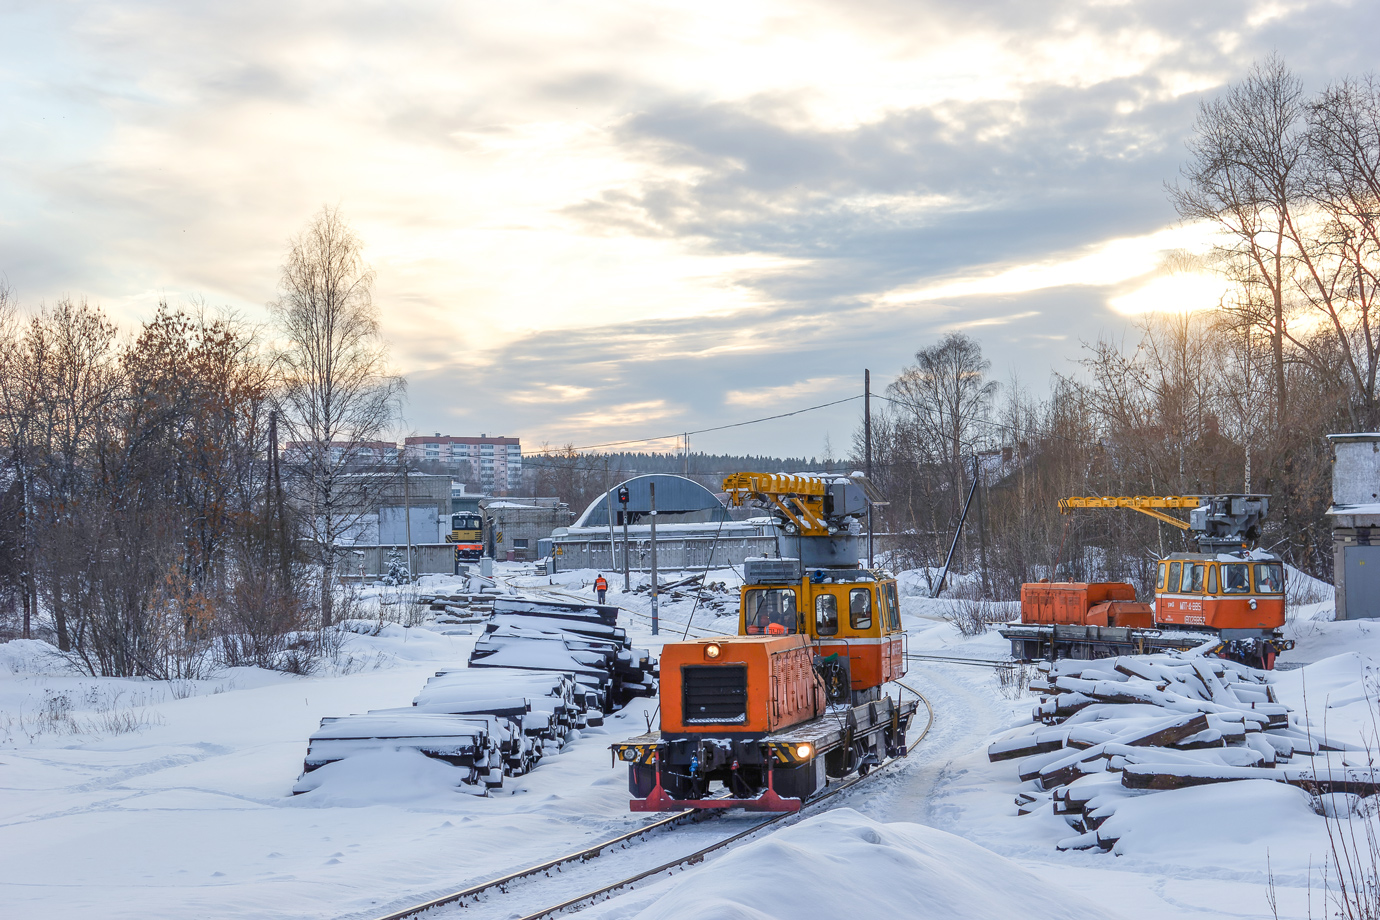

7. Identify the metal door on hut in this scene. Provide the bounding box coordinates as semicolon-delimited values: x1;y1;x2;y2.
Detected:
1345;544;1380;619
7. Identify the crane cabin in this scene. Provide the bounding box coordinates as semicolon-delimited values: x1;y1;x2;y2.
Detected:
739;569;905;697
1154;553;1286;633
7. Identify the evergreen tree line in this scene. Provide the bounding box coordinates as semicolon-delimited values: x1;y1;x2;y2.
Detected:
517;449;824;513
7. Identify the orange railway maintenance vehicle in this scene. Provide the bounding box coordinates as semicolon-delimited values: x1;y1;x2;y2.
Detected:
999;494;1294;669
612;473;919;812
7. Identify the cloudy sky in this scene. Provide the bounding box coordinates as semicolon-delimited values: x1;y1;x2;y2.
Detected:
2;0;1376;457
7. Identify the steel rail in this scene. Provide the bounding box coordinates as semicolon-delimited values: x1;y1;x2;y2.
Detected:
503;577;723;638
904;652;1014;668
507;689;935;920
365;690;933;920
364;808;705;920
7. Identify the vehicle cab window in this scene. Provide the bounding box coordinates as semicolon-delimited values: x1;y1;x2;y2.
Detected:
1254;563;1284;594
849;588;872;629
1182;564;1205;593
1157;563;1168;592
815;594;839;636
1222;564;1249;593
885;583;901;631
745;588;798;634
1167;562;1181;593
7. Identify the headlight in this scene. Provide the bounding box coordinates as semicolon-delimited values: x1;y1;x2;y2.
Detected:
1249;599;1258;610
795;744;812;759
621;748;638;761
705;643;722;659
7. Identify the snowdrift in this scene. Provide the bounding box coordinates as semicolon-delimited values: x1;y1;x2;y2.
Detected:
581;808;1113;920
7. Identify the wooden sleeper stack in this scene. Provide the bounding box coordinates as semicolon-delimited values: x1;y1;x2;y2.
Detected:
989;653;1372;851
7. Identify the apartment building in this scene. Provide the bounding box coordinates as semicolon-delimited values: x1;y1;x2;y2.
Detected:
405;434;522;492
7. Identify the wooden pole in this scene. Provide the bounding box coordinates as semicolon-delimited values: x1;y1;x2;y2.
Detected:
865;369;873;569
650;482;659;635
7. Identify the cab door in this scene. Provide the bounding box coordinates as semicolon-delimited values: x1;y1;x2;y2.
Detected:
883;581;904;679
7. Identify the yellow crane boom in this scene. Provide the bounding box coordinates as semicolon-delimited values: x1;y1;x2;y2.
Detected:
722;472;831;536
1058;495;1200;531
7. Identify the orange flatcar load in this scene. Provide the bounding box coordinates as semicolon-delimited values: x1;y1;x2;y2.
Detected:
1020;582;1154;629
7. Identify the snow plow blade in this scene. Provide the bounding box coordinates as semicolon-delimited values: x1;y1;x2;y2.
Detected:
630;785;801;812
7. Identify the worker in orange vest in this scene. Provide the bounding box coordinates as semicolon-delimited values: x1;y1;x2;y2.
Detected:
594;574;608;604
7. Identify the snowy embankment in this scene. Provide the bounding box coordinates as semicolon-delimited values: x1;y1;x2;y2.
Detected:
0;572;659;920
854;578;1379;920
578;808;1107;920
0;561;1376;920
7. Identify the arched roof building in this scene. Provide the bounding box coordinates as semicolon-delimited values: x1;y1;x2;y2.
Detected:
550;474;778;573
573;474;732;528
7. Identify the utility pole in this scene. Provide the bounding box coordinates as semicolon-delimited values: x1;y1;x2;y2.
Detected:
649;481;659;636
865;369;873;569
682;433;688;477
403;456;414;580
975;455;990;599
604;458;617;578
270;411;289;585
19;449;32;639
619;484;631;592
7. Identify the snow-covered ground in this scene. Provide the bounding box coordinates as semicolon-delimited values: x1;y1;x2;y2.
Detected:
0;562;1373;919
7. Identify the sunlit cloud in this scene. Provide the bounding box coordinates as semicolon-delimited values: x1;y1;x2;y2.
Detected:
876;224;1218;306
724;376;848;407
559;400;675;435
944;310;1041;330
1;0;1376;455
505;384;597;405
1110;270;1229;315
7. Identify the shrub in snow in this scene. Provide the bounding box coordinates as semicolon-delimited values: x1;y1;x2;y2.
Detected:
380;551;412;587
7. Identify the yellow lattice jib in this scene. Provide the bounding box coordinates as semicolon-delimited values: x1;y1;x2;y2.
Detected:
1058;495;1201;530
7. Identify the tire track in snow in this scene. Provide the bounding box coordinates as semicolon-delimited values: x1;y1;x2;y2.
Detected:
851;663;1010;829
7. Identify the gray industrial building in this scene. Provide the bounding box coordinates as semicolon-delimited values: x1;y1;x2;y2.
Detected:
1327;432;1380;619
548;474;781;572
336;472;454;579
485;497;572;562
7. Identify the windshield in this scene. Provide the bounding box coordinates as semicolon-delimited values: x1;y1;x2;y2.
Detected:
885;583;901;631
744;588;798;634
1253;563;1284;594
1221;564;1249;594
849;588;872;629
815;594;839;636
452;514;481;530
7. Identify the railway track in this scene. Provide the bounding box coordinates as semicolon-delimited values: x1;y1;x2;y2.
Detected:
499;575;723;638
363;687;934;920
904;652;1014;669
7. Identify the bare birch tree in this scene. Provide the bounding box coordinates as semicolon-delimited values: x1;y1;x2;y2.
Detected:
887;332;997;506
272;207;403;627
1302;75;1380;426
1170;55;1307;427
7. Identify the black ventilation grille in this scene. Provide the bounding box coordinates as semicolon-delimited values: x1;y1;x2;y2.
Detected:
681;665;748;724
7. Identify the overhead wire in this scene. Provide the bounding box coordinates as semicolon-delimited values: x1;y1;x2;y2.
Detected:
557;396;864;452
